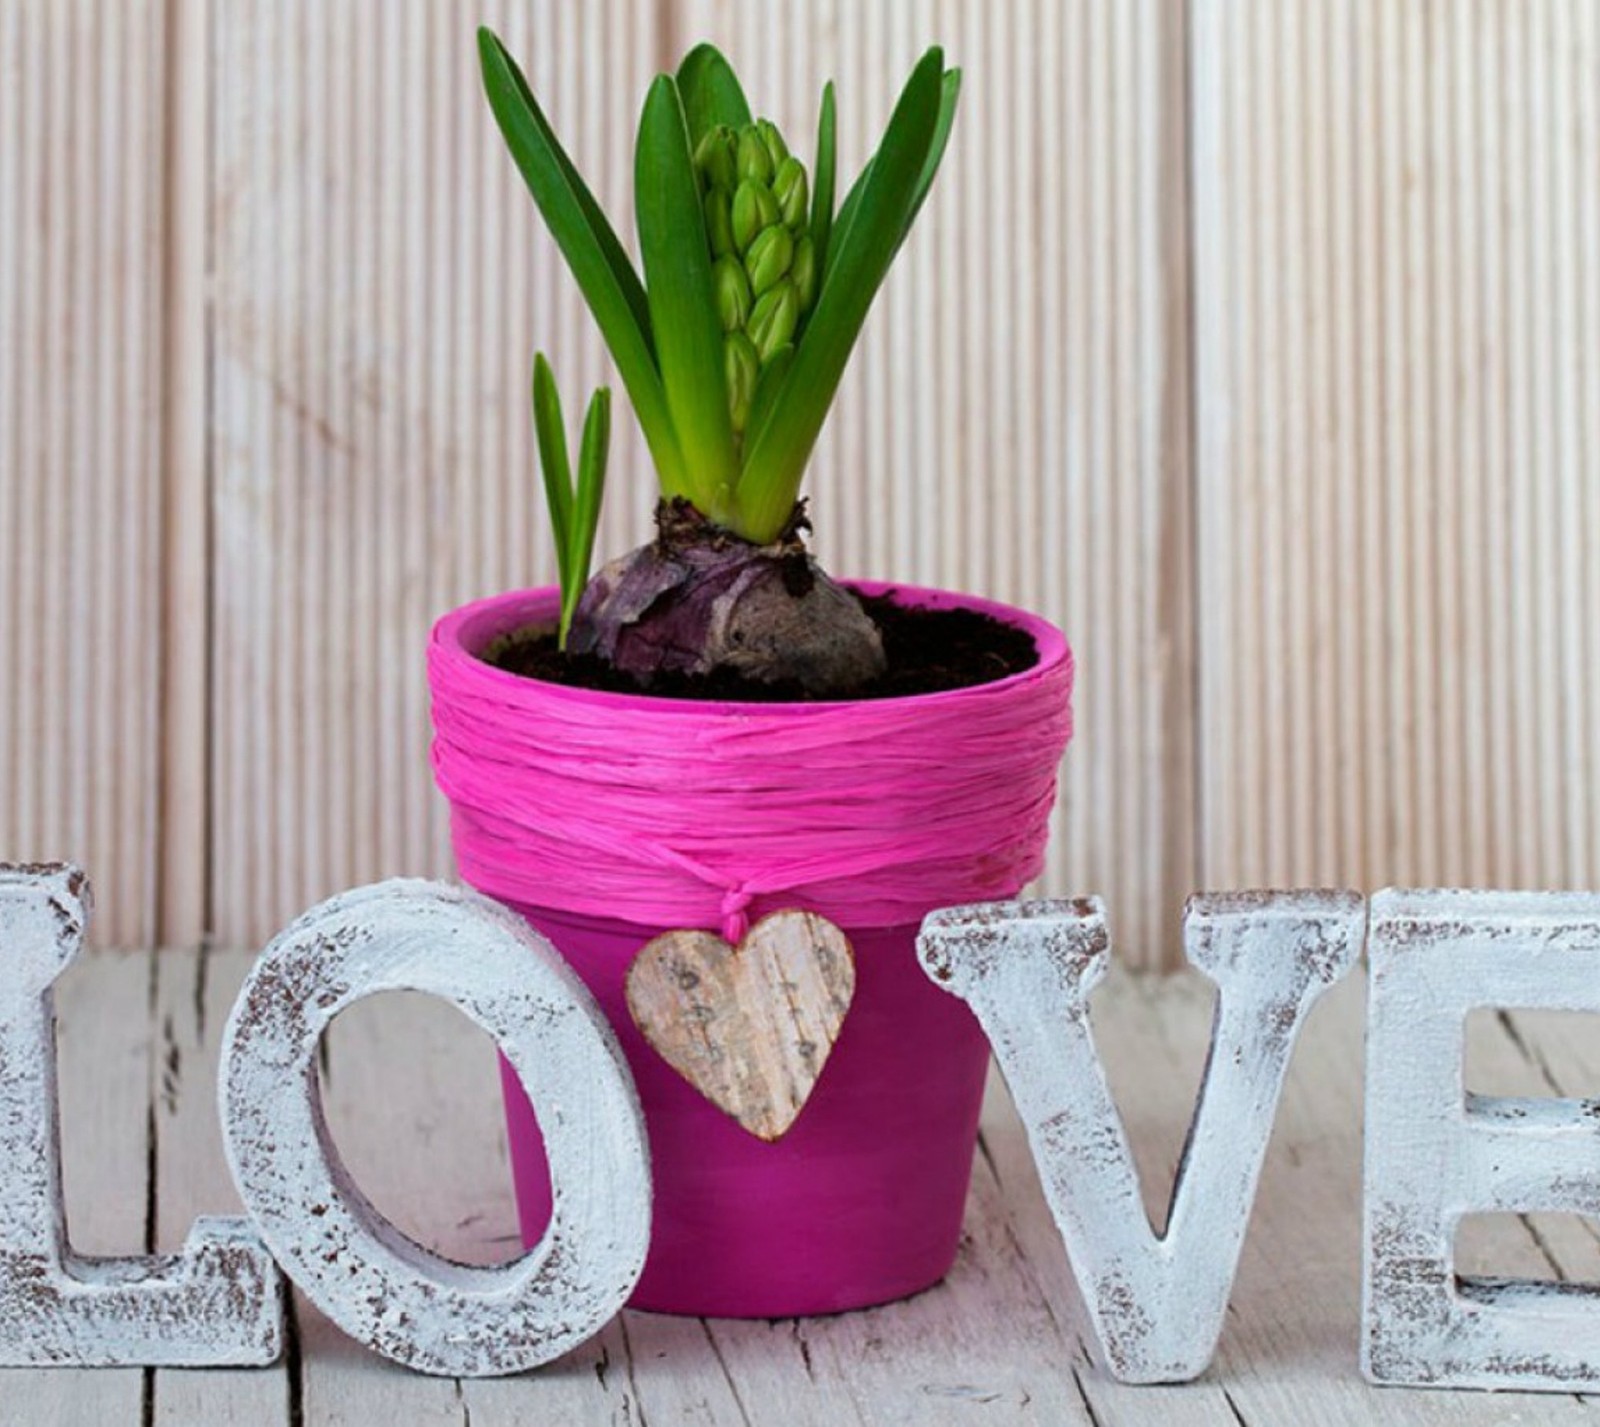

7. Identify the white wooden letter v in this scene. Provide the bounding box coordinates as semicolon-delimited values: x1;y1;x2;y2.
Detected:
919;892;1363;1384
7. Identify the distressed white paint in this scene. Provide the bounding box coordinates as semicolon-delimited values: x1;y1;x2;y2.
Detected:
0;864;282;1368
9;943;1600;1421
918;891;1364;1383
218;878;651;1378
1364;889;1600;1392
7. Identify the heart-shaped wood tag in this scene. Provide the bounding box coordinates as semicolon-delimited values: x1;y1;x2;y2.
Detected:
624;910;856;1142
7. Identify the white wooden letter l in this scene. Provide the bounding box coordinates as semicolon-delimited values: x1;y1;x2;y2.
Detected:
0;864;283;1367
919;892;1364;1383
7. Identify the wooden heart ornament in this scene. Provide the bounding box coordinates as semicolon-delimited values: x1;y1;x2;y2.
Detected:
624;911;856;1142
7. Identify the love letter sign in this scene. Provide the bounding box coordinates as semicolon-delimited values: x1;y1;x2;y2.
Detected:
2;863;1599;1395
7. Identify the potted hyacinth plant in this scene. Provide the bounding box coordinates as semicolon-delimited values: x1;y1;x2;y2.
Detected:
427;29;1074;1317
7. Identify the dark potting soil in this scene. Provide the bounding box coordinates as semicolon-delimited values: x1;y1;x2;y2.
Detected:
483;592;1039;702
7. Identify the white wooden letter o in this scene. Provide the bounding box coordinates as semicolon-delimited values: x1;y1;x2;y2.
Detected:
219;880;651;1377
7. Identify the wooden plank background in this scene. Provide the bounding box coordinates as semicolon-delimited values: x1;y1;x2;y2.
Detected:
1;0;1596;969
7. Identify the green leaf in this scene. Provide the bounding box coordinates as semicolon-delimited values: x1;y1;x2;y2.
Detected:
563;388;611;647
745;342;794;449
479;31;653;349
809;82;837;283
531;354;574;601
829;160;870;266
733;48;945;543
478;29;686;493
827;67;958;272
676;44;752;146
903;69;961;240
635;74;739;509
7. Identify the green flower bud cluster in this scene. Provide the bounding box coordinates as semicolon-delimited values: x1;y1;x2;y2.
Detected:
695;117;818;440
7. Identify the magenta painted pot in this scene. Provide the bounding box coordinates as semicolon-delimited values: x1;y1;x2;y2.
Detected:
428;583;1072;1317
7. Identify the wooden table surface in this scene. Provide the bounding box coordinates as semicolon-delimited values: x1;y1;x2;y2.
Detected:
5;946;1598;1426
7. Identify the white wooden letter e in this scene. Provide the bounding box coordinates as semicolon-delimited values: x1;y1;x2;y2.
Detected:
0;863;283;1367
1364;890;1600;1391
919;892;1363;1384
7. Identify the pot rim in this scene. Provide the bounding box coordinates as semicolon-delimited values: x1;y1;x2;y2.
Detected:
430;580;1070;717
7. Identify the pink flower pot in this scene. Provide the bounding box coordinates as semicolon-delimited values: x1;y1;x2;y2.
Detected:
428;583;1072;1317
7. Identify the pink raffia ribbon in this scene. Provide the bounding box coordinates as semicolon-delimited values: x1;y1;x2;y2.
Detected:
428;583;1074;939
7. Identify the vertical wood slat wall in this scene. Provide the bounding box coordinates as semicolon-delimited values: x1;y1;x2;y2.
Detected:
1;2;1595;968
0;0;170;946
1190;0;1600;899
207;0;663;948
